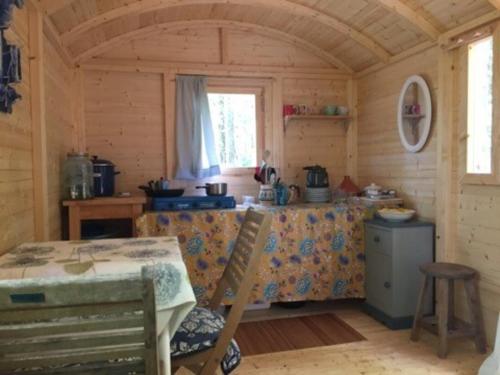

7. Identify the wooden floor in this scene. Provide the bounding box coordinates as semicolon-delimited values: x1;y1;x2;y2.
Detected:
178;301;490;374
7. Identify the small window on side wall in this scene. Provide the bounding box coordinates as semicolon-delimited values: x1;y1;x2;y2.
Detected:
467;36;494;176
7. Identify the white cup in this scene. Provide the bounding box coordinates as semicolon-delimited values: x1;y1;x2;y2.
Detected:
242;195;256;206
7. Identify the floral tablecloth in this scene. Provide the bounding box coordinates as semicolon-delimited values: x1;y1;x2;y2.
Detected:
137;203;368;305
0;237;196;375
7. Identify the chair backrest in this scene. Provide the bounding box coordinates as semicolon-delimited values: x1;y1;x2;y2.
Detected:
0;270;159;375
205;208;271;370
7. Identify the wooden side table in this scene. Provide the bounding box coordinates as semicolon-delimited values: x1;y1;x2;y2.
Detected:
62;196;147;240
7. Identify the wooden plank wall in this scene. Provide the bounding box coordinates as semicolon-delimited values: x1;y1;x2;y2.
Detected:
83;28;350;202
43;34;77;240
452;44;500;345
358;44;500;344
283;78;348;188
0;7;35;254
0;4;78;253
357;48;439;221
84;70;166;194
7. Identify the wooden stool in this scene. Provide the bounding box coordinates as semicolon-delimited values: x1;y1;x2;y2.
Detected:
411;262;487;358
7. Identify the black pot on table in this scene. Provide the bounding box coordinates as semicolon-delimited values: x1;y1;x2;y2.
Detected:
92;155;120;197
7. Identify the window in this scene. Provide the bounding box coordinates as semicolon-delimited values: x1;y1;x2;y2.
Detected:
208;90;261;170
467;36;494;175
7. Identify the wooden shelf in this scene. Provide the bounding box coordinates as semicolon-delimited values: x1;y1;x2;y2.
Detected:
402;114;425;119
284;114;351;129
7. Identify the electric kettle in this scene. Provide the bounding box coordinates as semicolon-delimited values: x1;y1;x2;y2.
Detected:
303;165;329;188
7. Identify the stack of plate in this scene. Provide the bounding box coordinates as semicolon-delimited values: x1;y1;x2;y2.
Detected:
305;187;331;203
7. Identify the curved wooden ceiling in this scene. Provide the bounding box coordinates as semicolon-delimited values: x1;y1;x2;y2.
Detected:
39;0;497;72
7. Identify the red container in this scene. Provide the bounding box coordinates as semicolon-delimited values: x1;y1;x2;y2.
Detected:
283;104;295;116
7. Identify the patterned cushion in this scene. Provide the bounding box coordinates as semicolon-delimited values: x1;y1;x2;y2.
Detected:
171;307;241;374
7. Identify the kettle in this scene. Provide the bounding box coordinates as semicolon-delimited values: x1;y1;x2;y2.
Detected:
303;165;329;188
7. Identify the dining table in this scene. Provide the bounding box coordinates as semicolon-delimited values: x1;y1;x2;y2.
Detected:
0;236;196;375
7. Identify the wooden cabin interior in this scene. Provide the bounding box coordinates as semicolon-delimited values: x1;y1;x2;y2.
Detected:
1;0;500;374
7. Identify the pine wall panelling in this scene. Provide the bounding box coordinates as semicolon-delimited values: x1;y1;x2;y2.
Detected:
452;40;500;345
357;47;439;221
43;34;78;240
81;27;354;202
0;6;35;254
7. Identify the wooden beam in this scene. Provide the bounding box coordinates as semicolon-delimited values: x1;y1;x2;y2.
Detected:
163;73;176;180
375;0;442;40
29;0;74;67
74;20;354;73
439;9;500;48
346;79;358;183
28;3;50;241
71;67;86;152
60;0;392;62
272;75;284;172
80;58;352;80
219;28;229;65
42;17;73;67
488;0;500;10
35;0;73;15
435;47;456;262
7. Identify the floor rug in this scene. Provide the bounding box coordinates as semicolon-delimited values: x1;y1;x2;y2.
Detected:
234;313;366;356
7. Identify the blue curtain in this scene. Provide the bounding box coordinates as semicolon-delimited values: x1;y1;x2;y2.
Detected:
175;75;221;180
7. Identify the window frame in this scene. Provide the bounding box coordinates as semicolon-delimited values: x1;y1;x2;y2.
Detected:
207;86;264;176
463;27;500;185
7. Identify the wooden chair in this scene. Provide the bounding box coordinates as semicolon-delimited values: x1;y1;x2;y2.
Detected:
171;208;272;375
0;269;160;374
411;262;487;358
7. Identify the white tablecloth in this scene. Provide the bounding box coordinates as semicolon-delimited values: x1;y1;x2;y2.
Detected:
0;236;196;375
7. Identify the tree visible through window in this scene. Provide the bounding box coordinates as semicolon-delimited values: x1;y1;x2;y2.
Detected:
467;36;493;175
208;93;257;169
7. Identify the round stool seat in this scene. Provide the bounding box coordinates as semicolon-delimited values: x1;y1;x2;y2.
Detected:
419;262;477;280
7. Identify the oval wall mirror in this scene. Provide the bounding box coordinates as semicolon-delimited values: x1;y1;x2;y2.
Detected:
397;75;432;153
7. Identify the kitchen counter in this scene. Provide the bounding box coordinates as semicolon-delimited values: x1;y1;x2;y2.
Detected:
136;202;368;305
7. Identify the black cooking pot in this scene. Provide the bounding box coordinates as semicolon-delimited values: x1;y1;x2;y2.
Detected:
92;156;120;197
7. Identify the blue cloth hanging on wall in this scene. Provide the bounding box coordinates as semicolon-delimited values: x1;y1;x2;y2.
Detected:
175;75;221;180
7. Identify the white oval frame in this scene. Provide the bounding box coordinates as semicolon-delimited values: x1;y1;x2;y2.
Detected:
397;75;432;153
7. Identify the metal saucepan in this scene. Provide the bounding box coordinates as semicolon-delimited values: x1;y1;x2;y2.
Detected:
196;183;227;196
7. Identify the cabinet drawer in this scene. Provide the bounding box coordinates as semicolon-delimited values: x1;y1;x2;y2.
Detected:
365;225;392;256
365;251;393;314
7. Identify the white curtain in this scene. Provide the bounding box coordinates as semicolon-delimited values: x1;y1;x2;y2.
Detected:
175;75;220;180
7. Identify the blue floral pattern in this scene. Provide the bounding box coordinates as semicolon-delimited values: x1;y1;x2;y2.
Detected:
299;238;315;256
186;236;204;256
331;232;346;252
296;275;312;295
264;233;277;253
264;282;279;300
333;279;348;296
141;263;181;306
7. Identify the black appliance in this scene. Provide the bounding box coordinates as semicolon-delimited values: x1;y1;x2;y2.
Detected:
92;156;120;197
303;165;329;188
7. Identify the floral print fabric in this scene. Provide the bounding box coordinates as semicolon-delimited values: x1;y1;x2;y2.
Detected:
170;307;241;374
137;203;368;305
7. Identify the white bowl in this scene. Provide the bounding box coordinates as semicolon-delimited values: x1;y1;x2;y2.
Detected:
377;209;415;222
